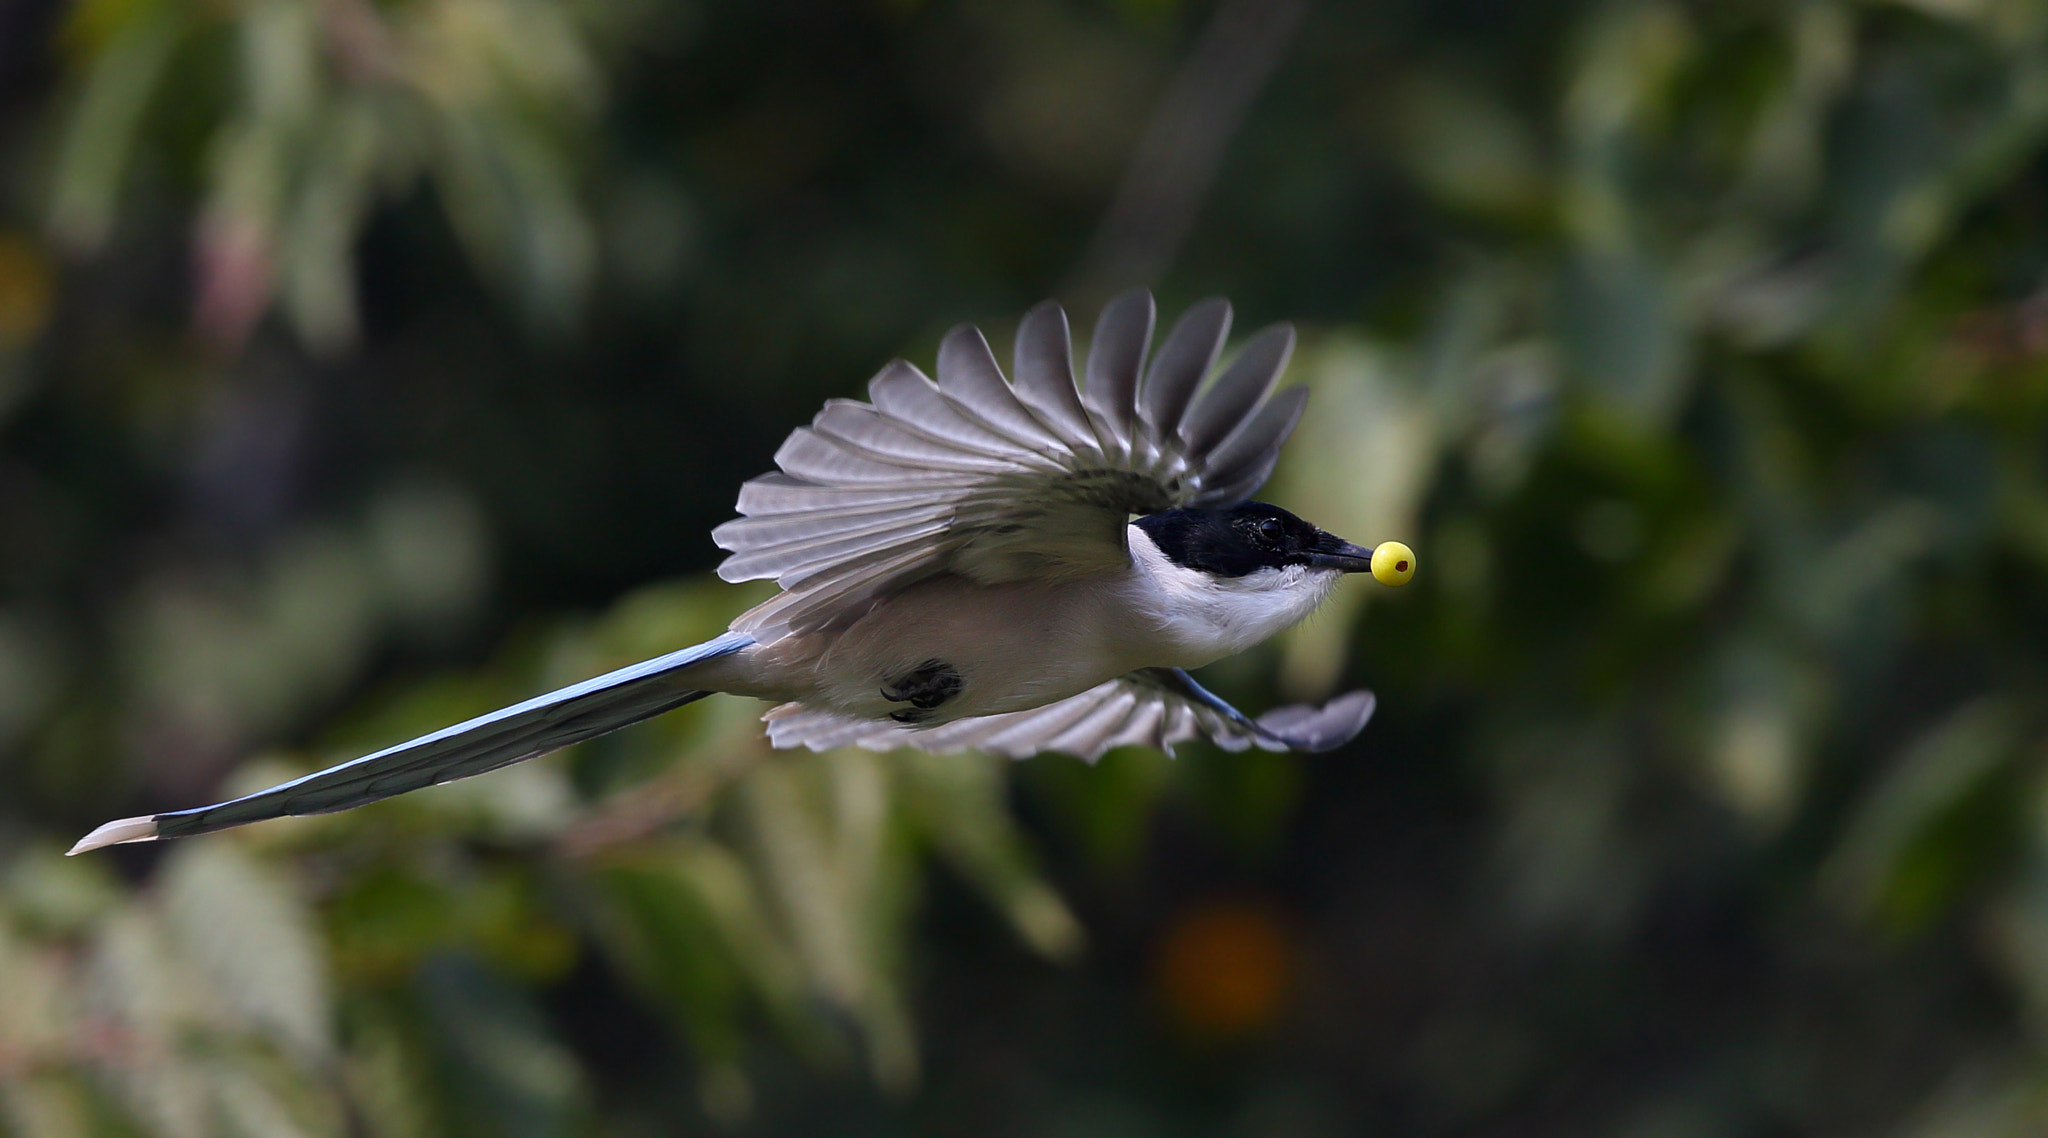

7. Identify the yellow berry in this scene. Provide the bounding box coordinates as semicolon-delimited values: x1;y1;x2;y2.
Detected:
1370;541;1415;586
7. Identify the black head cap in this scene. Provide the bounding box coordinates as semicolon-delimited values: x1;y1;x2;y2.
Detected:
1133;502;1371;577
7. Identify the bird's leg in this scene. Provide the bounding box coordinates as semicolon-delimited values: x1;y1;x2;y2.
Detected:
883;659;963;723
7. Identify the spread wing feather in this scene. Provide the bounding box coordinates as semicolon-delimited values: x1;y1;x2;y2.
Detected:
1197;386;1310;505
812;403;1028;474
1182;324;1294;454
1141;297;1232;439
771;429;969;485
716;289;1308;639
1080;290;1153;461
867;361;1045;460
762;669;1376;762
937;326;1074;453
734;474;964;517
1010;302;1100;455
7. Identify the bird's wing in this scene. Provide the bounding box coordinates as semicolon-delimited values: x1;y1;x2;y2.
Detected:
68;632;754;853
715;290;1306;639
761;668;1375;762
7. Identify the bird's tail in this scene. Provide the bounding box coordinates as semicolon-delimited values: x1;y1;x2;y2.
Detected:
69;631;755;854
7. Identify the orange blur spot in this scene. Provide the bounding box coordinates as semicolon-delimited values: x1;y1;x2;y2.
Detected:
0;234;53;350
1154;899;1294;1037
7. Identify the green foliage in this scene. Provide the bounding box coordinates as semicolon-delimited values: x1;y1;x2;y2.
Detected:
49;0;626;349
11;0;2048;1133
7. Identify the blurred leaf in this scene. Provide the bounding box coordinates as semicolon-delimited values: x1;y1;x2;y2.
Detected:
896;750;1084;960
1389;76;1547;222
738;752;918;1090
1824;698;2022;927
327;862;574;985
1558;250;1691;428
2;848;121;936
416;955;586;1138
50;0;627;349
85;909;215;1137
338;998;443;1138
1021;747;1175;875
587;840;795;1061
48;0;186;249
159;842;332;1059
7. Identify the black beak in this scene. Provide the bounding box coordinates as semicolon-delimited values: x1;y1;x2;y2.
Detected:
1307;539;1375;573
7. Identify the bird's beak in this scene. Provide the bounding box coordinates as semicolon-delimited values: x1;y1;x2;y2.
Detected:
1307;539;1376;573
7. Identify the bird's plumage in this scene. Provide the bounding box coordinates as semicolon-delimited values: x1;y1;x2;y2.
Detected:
70;290;1387;855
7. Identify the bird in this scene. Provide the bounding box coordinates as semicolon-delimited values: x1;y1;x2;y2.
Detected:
69;290;1415;855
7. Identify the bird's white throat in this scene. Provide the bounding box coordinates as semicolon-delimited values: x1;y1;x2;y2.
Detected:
1121;523;1343;668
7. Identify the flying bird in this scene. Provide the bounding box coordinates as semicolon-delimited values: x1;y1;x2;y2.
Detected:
71;291;1415;854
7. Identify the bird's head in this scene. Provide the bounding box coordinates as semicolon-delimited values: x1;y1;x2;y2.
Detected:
1132;502;1414;586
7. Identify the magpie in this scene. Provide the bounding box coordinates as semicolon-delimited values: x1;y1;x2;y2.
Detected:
71;290;1415;853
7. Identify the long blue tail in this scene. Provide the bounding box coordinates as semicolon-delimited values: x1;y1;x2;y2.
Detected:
70;631;754;852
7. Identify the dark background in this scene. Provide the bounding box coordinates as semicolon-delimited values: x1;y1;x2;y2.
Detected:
4;0;2048;1135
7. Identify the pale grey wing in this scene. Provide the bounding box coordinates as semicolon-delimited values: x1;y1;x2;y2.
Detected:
761;669;1375;763
715;290;1307;640
69;632;754;853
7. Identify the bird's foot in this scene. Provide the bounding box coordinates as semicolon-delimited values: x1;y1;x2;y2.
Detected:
881;659;963;719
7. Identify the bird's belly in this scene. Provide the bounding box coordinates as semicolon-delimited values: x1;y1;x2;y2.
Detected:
770;578;1150;724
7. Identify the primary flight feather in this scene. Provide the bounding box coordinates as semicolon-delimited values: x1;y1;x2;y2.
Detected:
71;290;1412;854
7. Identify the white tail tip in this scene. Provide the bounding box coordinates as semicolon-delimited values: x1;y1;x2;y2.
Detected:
67;816;160;855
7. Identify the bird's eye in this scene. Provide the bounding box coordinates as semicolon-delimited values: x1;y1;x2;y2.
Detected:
1255;518;1284;543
